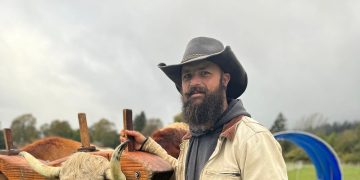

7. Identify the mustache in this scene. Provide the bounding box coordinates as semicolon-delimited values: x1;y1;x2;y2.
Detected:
184;86;207;97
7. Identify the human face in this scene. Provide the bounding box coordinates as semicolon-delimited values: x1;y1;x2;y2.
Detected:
182;82;226;132
181;61;230;104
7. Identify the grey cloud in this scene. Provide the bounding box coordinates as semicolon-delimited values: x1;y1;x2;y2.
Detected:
0;0;359;130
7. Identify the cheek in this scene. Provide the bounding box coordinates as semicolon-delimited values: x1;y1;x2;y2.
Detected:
207;80;221;91
181;86;186;94
181;83;189;93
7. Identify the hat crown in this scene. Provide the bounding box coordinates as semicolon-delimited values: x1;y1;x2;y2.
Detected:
182;37;225;62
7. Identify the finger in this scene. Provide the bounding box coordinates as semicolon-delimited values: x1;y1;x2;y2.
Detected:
119;129;126;136
121;129;128;136
120;137;127;143
124;130;139;136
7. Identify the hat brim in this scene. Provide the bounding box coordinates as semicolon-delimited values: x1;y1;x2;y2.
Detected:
158;46;247;99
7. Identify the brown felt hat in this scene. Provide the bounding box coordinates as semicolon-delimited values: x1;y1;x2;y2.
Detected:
158;37;247;99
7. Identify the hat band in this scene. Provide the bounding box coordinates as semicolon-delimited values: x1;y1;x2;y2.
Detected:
182;54;206;62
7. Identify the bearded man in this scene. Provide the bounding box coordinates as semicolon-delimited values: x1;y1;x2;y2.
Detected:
121;37;287;180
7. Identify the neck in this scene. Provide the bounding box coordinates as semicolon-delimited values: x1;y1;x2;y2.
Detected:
222;92;228;112
222;98;228;113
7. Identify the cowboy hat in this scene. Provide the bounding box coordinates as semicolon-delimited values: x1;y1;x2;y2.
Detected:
158;37;247;99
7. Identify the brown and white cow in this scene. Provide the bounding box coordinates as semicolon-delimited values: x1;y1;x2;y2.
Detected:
20;136;81;161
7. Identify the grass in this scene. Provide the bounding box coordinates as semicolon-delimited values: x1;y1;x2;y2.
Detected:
287;163;360;180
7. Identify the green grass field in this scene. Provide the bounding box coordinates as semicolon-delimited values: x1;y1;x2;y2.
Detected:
287;163;360;180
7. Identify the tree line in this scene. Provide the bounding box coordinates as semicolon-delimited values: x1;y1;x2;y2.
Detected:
270;113;360;163
1;112;358;163
0;112;163;149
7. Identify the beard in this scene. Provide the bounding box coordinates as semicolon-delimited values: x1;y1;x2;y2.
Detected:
181;84;226;133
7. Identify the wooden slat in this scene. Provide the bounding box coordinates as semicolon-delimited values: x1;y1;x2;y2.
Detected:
78;113;91;147
0;129;19;155
3;129;14;150
77;113;96;152
123;109;135;152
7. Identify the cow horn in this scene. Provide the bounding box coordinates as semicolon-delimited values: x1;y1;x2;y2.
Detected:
108;141;128;180
19;151;61;178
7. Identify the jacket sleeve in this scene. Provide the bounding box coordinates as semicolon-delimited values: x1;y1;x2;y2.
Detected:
141;137;178;168
239;131;288;180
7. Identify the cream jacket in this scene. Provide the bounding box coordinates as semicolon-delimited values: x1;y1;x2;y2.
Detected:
141;116;288;180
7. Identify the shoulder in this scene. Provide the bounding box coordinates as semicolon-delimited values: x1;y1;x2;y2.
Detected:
238;116;269;133
234;116;275;142
220;116;272;142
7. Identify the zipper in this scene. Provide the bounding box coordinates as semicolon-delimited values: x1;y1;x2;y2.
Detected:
205;171;241;177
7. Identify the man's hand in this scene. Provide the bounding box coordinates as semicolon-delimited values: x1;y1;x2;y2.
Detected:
120;130;147;150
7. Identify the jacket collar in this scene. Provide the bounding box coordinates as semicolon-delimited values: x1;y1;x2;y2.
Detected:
182;115;244;141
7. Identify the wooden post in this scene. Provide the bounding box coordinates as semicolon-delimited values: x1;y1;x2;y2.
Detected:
123;109;135;152
3;128;14;150
77;113;96;152
0;128;19;155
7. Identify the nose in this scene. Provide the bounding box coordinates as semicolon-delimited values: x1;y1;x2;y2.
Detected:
189;75;202;86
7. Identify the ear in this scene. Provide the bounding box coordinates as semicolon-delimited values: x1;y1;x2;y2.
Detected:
222;73;230;87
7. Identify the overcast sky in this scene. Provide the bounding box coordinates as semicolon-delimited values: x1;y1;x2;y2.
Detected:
0;0;359;131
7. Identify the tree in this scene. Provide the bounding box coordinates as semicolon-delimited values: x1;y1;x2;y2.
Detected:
11;114;39;146
134;111;147;132
270;113;287;133
270;113;293;159
174;112;184;123
71;129;81;142
90;118;118;148
40;120;74;139
295;113;328;132
142;118;163;136
285;146;309;162
334;129;358;154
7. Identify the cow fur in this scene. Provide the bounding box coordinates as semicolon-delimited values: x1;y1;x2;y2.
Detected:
151;122;189;158
20;123;189;162
56;152;111;180
21;136;81;161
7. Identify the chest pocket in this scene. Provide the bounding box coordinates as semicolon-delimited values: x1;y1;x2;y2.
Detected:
204;170;241;180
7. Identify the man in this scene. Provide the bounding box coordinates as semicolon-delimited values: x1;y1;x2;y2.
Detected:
121;37;288;180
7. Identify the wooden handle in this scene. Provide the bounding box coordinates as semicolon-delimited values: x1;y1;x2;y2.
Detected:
3;128;14;150
0;128;19;155
78;113;91;148
123;109;135;151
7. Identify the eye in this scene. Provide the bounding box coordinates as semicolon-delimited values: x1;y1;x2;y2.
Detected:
200;71;210;76
182;73;191;81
